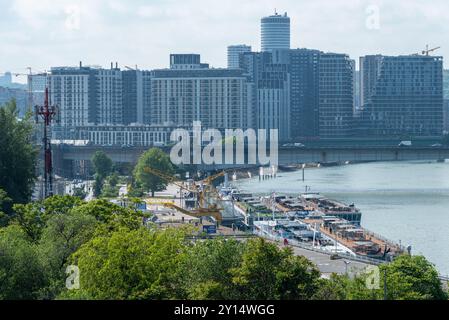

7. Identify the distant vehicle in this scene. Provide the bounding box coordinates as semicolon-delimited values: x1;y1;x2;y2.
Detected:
398;140;412;147
282;142;305;148
153;142;165;147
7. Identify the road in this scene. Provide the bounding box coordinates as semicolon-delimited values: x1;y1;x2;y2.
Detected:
286;243;371;277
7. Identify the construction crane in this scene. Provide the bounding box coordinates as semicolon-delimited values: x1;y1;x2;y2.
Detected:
143;166;193;192
414;45;441;56
142;166;226;222
124;65;139;71
197;171;227;209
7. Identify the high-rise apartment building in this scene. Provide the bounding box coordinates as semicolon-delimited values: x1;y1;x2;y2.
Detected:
151;55;248;130
239;51;272;130
97;67;122;125
227;45;251;69
261;12;290;52
122;69;152;125
49;65;94;138
318;53;354;138
288;49;321;139
49;63;124;138
360;55;443;137
239;51;290;141
257;63;290;141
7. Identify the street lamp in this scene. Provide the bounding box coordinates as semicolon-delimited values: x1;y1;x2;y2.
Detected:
343;260;351;275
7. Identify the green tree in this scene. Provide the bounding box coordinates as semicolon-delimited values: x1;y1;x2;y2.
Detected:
312;274;350;300
0;188;12;225
133;148;174;197
68;227;189;299
9;195;82;242
0;100;38;210
381;255;447;300
230;238;321;300
179;238;244;299
317;272;379;300
70;199;147;230
91;151;113;180
37;212;97;299
93;174;103;198
316;255;448;300
108;173;119;188
0;225;46;299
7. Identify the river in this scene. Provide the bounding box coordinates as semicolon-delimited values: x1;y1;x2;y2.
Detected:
234;161;449;275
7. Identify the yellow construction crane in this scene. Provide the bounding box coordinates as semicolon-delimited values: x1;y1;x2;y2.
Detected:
142;166;225;222
143;166;200;196
145;199;223;222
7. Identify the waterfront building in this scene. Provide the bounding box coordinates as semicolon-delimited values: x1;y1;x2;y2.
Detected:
151;54;248;130
261;11;290;52
75;124;178;147
318;53;354;138
239;51;272;130
288;49;321;139
444;99;449;134
227;45;251;69
122;69;152;125
49;65;94;138
49;62;123;139
239;51;290;140
443;69;449;100
359;55;443;137
257;62;290;141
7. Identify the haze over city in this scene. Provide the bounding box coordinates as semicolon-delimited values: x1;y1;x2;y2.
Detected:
1;0;449;79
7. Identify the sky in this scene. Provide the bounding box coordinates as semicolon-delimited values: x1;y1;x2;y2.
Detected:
1;0;449;81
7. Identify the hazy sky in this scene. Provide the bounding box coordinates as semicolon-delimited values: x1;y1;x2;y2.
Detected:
1;0;448;80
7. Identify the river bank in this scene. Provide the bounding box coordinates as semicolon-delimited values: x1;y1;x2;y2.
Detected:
233;160;449;275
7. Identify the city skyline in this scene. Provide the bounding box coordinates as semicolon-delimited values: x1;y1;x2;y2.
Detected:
1;0;449;82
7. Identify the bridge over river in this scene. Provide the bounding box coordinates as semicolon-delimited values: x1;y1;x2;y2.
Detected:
52;139;449;178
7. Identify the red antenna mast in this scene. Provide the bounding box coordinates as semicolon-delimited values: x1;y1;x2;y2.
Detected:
35;87;58;198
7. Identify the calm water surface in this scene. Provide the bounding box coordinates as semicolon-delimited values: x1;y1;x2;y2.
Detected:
235;161;449;274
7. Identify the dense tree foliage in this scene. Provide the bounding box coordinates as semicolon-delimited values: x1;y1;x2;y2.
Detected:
230;238;321;300
179;238;245;299
314;255;448;300
0;188;12;225
91;151;113;180
133;148;174;196
37;212;97;298
381;255;447;300
69;227;189;299
0;101;38;211
9;195;82;242
0;194;447;301
70;199;148;230
0;226;46;299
